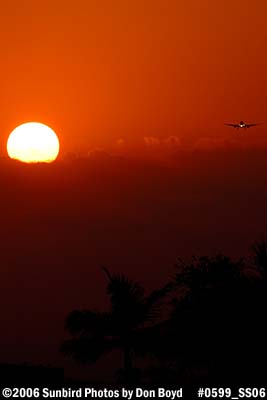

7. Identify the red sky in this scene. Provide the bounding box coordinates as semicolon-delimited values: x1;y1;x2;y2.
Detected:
1;2;267;381
0;0;267;156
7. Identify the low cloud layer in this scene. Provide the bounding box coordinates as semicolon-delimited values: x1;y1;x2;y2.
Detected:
143;135;181;149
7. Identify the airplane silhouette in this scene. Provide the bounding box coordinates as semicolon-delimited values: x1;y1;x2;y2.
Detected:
224;121;261;129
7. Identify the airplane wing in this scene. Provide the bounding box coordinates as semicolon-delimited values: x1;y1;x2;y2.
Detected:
224;123;239;128
246;123;261;128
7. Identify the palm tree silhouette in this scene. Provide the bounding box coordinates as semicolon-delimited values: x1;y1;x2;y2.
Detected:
60;267;170;384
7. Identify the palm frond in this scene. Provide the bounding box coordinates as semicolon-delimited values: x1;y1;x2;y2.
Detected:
105;269;145;305
174;255;243;290
102;267;169;328
143;282;173;321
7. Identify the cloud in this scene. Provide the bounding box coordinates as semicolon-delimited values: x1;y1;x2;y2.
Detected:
87;147;111;159
144;136;161;147
163;136;181;148
112;135;182;160
116;138;126;147
193;136;254;152
144;135;181;149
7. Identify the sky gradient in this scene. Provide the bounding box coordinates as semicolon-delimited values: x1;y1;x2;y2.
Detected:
1;1;267;381
1;0;267;156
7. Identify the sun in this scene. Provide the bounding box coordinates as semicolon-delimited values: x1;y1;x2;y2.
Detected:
7;122;60;163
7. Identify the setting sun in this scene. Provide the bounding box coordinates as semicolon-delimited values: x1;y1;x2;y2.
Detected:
7;122;60;163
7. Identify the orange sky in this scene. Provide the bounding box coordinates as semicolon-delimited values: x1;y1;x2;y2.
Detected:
0;0;267;155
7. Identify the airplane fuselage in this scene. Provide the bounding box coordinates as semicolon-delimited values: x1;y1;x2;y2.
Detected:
237;121;246;128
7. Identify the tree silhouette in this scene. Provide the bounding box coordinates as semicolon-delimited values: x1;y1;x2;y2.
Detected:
252;241;267;276
165;253;267;384
60;267;170;384
61;247;267;385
